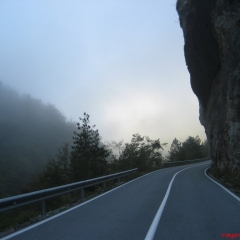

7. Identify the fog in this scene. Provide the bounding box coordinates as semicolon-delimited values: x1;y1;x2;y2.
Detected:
0;82;75;197
0;1;211;199
0;1;206;148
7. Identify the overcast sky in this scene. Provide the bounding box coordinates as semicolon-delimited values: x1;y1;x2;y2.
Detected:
0;0;206;151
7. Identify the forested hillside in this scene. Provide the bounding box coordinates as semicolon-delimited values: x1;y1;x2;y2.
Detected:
0;82;75;198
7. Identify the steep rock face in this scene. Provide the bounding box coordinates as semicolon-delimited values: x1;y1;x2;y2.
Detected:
177;0;240;170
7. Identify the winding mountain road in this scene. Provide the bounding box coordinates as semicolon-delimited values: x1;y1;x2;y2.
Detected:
2;161;240;240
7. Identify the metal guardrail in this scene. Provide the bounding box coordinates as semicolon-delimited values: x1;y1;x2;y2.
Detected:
163;158;210;167
0;168;138;216
0;159;210;217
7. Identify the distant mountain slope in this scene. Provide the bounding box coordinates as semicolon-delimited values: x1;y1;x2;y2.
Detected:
0;82;75;198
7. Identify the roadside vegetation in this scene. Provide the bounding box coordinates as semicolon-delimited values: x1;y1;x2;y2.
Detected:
208;167;240;196
0;110;209;235
21;114;208;195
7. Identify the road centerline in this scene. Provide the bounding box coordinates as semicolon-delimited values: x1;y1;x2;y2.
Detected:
144;162;210;240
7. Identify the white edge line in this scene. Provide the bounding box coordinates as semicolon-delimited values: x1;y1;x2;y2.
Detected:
1;168;164;240
144;161;210;240
204;167;240;202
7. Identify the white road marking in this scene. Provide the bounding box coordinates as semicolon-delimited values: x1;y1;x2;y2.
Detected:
144;161;210;240
204;167;240;202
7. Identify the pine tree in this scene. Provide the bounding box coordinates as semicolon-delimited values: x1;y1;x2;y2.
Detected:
70;113;110;181
167;138;185;162
182;136;204;160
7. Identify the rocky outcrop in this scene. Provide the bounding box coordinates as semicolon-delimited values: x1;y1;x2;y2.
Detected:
177;0;240;170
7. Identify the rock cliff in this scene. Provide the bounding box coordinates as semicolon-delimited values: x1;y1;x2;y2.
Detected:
177;0;240;170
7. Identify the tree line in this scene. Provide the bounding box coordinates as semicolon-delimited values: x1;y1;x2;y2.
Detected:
166;136;208;162
23;113;209;193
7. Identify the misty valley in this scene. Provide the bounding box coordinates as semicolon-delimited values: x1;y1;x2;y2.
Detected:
0;81;208;232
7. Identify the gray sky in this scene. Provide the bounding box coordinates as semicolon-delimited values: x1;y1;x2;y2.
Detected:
0;0;206;151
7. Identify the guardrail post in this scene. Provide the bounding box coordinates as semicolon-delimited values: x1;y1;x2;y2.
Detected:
0;168;140;215
81;188;84;202
102;182;106;191
41;200;46;217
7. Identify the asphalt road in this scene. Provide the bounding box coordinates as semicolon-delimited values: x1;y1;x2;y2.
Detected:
2;161;240;240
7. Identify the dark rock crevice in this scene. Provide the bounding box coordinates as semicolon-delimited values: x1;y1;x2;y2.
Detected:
177;0;221;109
177;0;240;170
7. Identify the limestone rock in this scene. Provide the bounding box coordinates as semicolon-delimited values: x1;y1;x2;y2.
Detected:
177;0;240;170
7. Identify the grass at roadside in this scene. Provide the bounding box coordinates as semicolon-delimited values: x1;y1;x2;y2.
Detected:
208;165;240;196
